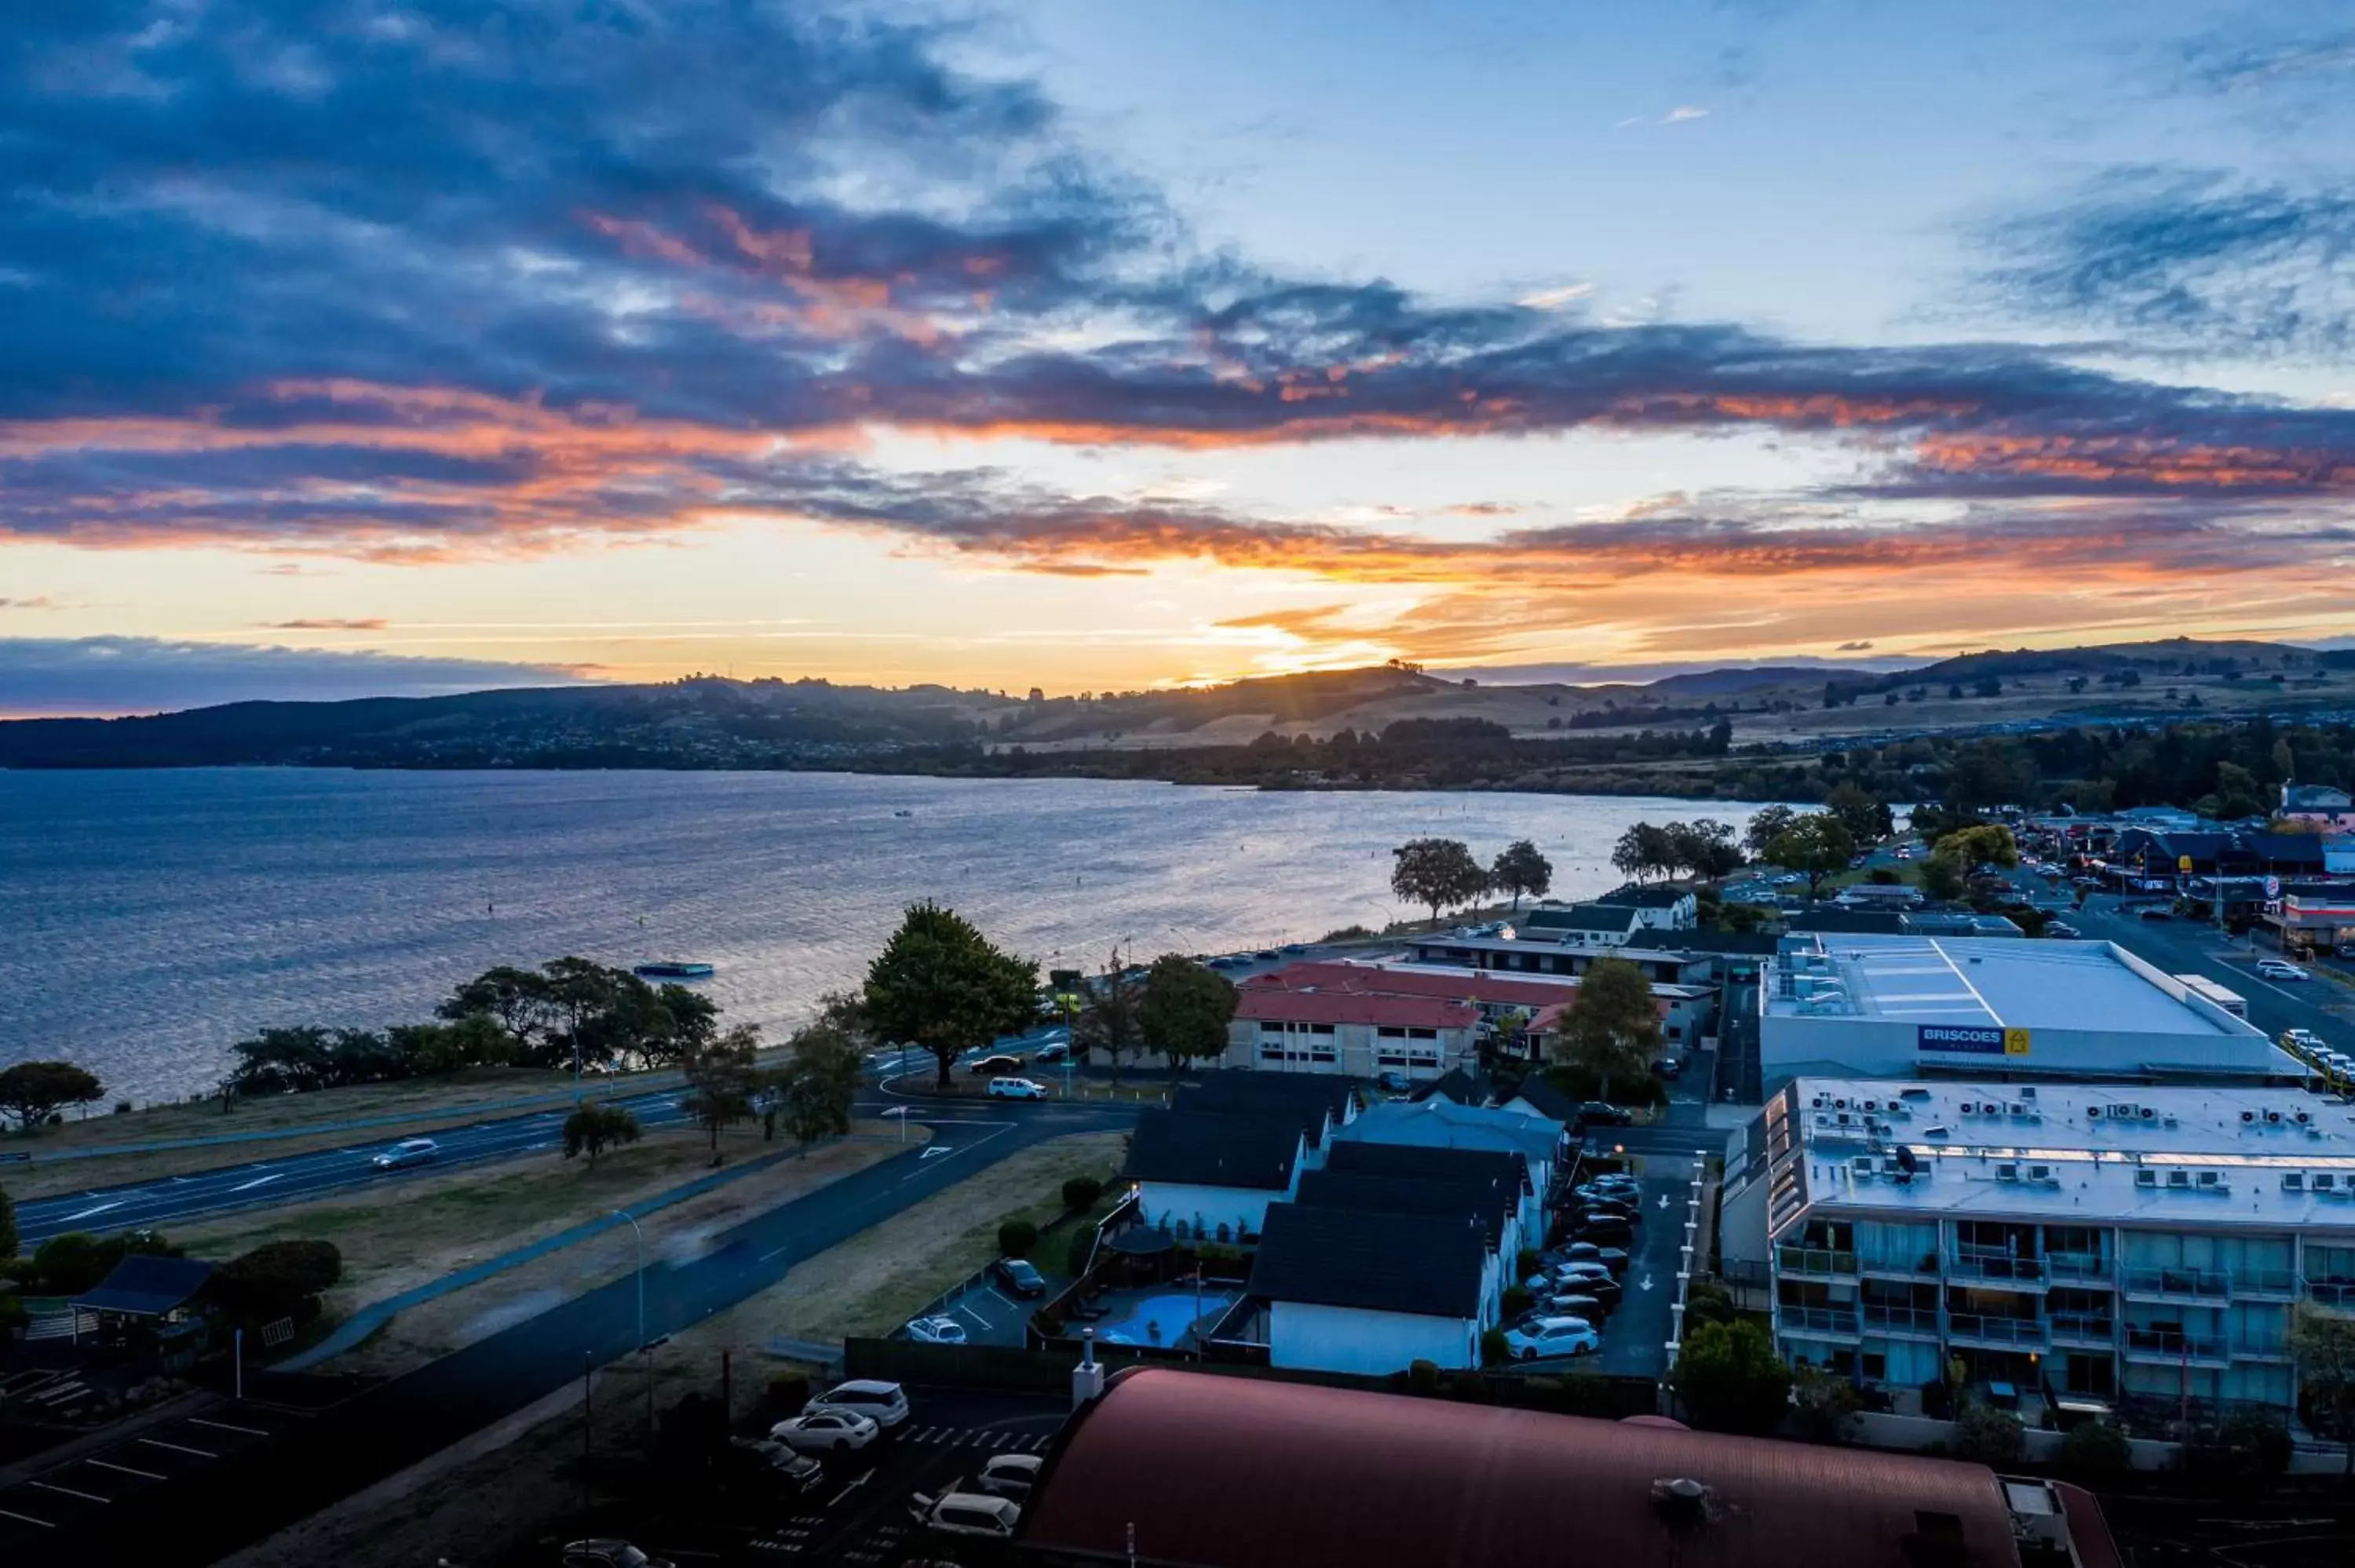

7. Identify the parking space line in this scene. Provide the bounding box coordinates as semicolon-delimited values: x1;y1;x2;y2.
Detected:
27;1480;108;1503
187;1417;271;1437
86;1459;166;1481
0;1506;57;1528
137;1437;217;1459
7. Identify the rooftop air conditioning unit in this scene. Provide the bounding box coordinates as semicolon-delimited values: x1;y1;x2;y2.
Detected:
2085;1105;2102;1120
1851;1157;1876;1178
1995;1162;2021;1181
1836;1112;1852;1126
2295;1109;2313;1125
1957;1100;1976;1114
2283;1172;2307;1192
2019;1086;2038;1099
2242;1110;2258;1123
2196;1170;2226;1191
2317;1175;2348;1197
1834;1097;1849;1110
2166;1170;2192;1189
2139;1107;2158;1121
1924;1124;1952;1139
2008;1101;2028;1116
2134;1169;2158;1188
1812;1094;1827;1109
2163;1116;2179;1129
2266;1110;2284;1125
2028;1165;2056;1183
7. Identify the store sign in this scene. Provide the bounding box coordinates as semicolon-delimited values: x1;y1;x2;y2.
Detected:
1916;1024;2032;1057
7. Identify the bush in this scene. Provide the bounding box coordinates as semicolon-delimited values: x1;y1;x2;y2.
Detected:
1500;1285;1534;1321
1955;1403;2026;1464
1061;1176;1104;1214
1789;1363;1860;1443
1479;1327;1510;1366
1407;1358;1441;1395
26;1230;176;1295
997;1219;1039;1260
1867;868;1900;885
2215;1409;2292;1480
2057;1420;2131;1477
220;1239;342;1316
1670;1320;1791;1435
1684;1280;1736;1326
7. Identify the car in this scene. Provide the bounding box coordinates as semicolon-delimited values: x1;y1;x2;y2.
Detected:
372;1136;439;1170
909;1490;1023;1541
1579;1198;1638;1225
2047;922;2080;939
991;1257;1048;1297
1591;1246;1631;1275
1207;956;1241;970
907;1315;967;1344
968;1053;1024;1074
1376;1070;1414;1095
1034;1041;1071;1064
1281;943;1309;954
2138;906;2173;921
807;1379;911;1430
1652;1056;1682;1080
769;1408;880;1453
1254;949;1281;961
988;1076;1049;1099
563;1541;674;1568
1575;1103;1634;1128
1503;1316;1599;1360
972;1451;1046;1501
1557;1259;1613;1282
2255;960;2308;982
725;1436;827;1493
1543;1292;1607;1321
1575;1180;1636;1202
1576;1218;1634;1247
2284;1028;2325;1051
1562;1242;1603;1264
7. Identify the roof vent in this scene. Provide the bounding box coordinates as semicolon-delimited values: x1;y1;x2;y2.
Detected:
1652;1476;1714;1526
2134;1169;2157;1188
1924;1124;1951;1139
2283;1172;2306;1193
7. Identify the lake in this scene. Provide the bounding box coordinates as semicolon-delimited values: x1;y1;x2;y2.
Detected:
0;770;1765;1105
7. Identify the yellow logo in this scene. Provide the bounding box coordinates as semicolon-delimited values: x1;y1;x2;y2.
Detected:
2003;1028;2032;1056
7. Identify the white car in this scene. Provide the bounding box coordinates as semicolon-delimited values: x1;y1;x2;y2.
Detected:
1503;1316;1599;1360
988;1077;1048;1099
2255;960;2307;982
372;1136;439;1169
768;1408;880;1453
807;1379;910;1430
907;1315;967;1344
909;1490;1022;1541
2284;1028;2325;1052
972;1451;1045;1501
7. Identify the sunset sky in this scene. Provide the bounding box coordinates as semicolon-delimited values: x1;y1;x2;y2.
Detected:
5;2;2355;713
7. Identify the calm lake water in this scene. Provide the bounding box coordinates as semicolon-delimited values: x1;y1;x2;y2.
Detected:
0;770;1765;1105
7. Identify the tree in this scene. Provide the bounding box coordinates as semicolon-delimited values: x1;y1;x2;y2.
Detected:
1551;957;1660;1103
1663;819;1743;881
774;1016;864;1149
436;965;553;1053
561;1103;641;1169
1610;822;1676;883
681;1022;761;1161
2057;1419;2131;1477
1670;1319;1791;1434
1788;1362;1861;1443
1762;813;1857;899
1489;840;1554;911
0;1183;16;1263
541;955;622;1081
997;1219;1039;1260
1743;804;1797;859
1062;1176;1104;1213
1822;782;1894;845
1918;854;1966;903
1140;955;1238;1076
862;902;1040;1090
219;1240;343;1311
1390;838;1488;921
1955;1403;2025;1464
0;1061;104;1130
1932;823;2019;873
2290;1302;2355;1475
1075;953;1147;1086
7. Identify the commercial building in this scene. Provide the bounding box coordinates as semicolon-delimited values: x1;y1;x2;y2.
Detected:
1758;933;2296;1091
1021;1366;2120;1568
1229;986;1478;1081
1400;931;1721;988
1256;954;1718;1053
1722;1078;2355;1428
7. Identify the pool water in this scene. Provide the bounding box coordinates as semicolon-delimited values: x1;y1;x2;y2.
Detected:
1096;1288;1240;1347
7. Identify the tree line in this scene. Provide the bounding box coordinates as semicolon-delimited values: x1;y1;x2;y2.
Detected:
1388;837;1556;921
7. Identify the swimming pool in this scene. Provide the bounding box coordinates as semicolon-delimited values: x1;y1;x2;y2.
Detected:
1095;1287;1240;1347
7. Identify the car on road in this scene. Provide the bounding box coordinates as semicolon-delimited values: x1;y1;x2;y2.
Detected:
1652;1056;1682;1079
769;1408;880;1453
909;1490;1023;1541
372;1136;440;1170
907;1315;967;1345
968;1053;1025;1074
1282;943;1309;954
988;1076;1049;1099
2255;959;2308;982
1034;1041;1071;1064
1503;1316;1599;1360
1207;956;1243;969
1575;1103;1634;1128
807;1379;911;1430
1254;949;1281;961
2047;922;2080;938
991;1257;1048;1297
972;1451;1046;1501
564;1541;674;1568
2138;906;2173;921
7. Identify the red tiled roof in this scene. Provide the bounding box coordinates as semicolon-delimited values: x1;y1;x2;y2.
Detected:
1024;1366;2046;1568
1235;988;1475;1029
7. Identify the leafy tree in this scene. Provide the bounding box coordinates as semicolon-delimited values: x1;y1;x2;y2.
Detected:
2057;1419;2131;1477
774;1016;864;1149
1551;957;1660;1102
29;1230;177;1295
1932;823;2019;872
2291;1302;2355;1475
1918;854;1967;903
561;1103;641;1169
0;1061;104;1130
1610;822;1676;883
1140;955;1238;1075
219;1239;343;1311
1789;1362;1861;1443
1488;839;1554;910
997;1219;1039;1259
1822;782;1894;845
862;902;1040;1090
2211;1409;2291;1482
1075;953;1147;1087
681;1022;761;1161
1743;804;1797;859
0;1183;16;1262
436;965;553;1052
1955;1402;2025;1464
1663;818;1743;880
1762;813;1857;899
541;955;622;1080
1670;1320;1791;1434
1390;837;1488;921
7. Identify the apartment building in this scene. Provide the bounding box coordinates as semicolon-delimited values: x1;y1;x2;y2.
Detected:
1722;1078;2355;1428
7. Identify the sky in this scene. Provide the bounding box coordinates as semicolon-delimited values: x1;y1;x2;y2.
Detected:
5;1;2355;714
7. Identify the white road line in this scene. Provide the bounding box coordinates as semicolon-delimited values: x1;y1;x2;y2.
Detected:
0;1507;56;1528
138;1437;217;1459
188;1417;269;1437
60;1200;126;1223
27;1480;108;1503
228;1173;283;1193
86;1459;166;1481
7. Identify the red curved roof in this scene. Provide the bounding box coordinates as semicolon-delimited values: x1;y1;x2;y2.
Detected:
1023;1367;2031;1568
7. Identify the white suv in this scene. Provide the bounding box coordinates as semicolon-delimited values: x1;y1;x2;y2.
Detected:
1503;1316;1599;1360
372;1137;440;1169
910;1490;1021;1540
807;1379;909;1430
988;1077;1048;1099
2255;959;2307;982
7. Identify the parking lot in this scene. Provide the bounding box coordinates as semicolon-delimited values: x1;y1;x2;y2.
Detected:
0;1399;312;1552
900;1264;1070;1351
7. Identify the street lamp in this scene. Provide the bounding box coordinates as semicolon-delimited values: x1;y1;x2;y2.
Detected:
613;1207;653;1448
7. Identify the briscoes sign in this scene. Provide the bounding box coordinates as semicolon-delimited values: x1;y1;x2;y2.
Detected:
1916;1024;2030;1056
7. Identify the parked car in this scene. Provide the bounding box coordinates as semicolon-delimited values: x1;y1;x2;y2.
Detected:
1562;1242;1603;1264
1543;1292;1607;1322
910;1490;1023;1541
1652;1056;1682;1080
1034;1041;1071;1064
2138;906;2173;921
969;1053;1024;1074
991;1257;1048;1297
2047;922;2080;939
972;1452;1045;1501
1576;1217;1634;1247
1503;1316;1599;1360
807;1379;911;1430
1575;1103;1634;1128
769;1409;880;1453
988;1076;1049;1099
725;1437;827;1494
1281;943;1309;954
2255;959;2307;982
1575;1276;1624;1310
1579;1199;1638;1227
1590;1246;1631;1276
372;1136;440;1170
1254;950;1282;961
907;1315;967;1344
564;1541;674;1568
2284;1028;2326;1052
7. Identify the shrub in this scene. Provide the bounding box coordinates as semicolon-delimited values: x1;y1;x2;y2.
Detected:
1061;1176;1104;1214
1407;1358;1441;1395
1500;1285;1534;1321
26;1231;173;1294
997;1219;1039;1260
1479;1327;1510;1366
220;1239;342;1316
1684;1280;1736;1326
1031;1309;1065;1340
1515;1248;1541;1280
1789;1363;1860;1443
1954;1403;2026;1464
1670;1320;1791;1435
2215;1409;2292;1480
2057;1420;2131;1477
765;1372;812;1416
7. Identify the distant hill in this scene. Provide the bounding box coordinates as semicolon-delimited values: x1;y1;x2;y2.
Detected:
1828;638;2319;698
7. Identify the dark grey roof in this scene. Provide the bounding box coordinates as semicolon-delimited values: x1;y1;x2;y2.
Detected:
71;1255;215;1318
1323;1138;1527;1195
1247;1203;1488;1319
1784;909;1907;935
1624;928;1780;955
1498;1073;1582;1125
1123;1110;1302;1191
1294;1169;1513;1249
1594;884;1692;909
2245;833;2327;866
1410;1067;1489;1107
1172;1073;1357;1144
1521;903;1641;935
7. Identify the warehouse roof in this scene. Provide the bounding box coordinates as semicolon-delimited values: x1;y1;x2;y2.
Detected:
1765;935;2253;1038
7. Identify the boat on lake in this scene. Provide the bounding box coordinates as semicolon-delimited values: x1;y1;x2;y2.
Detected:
633;961;715;980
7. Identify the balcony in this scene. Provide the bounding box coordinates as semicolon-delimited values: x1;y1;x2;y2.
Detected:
2232;1267;2300;1300
1860;1304;1940;1337
1857;1252;1944;1282
1947;1253;2047;1288
1776;1244;1858;1278
2048;1314;2116;1347
1779;1305;1861;1340
2123;1267;2231;1304
2309;1279;2355;1309
2045;1255;2112;1283
2124;1327;2230;1366
2229;1339;2293;1363
1948;1312;2047;1349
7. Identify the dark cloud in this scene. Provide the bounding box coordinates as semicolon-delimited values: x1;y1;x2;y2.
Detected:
260;618;388;630
0;636;582;717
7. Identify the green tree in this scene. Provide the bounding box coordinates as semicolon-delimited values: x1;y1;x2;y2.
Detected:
1822;782;1894;845
1919;854;1966;903
1076;954;1147;1088
0;1061;105;1131
2290;1302;2355;1475
1670;1319;1791;1434
862;903;1040;1090
1955;1402;2026;1464
1763;813;1857;899
561;1103;641;1169
774;1016;864;1149
1664;819;1744;881
541;956;622;1082
1610;822;1677;883
681;1022;761;1161
436;965;553;1054
1932;823;2019;871
997;1219;1039;1260
1789;1362;1861;1443
1488;839;1554;911
1552;957;1660;1102
1743;804;1798;859
1390;837;1488;921
1140;955;1238;1075
2057;1419;2131;1477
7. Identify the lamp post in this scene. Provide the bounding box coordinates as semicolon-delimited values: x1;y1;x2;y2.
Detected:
614;1207;652;1448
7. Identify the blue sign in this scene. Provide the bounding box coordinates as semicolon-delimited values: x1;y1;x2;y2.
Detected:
1918;1024;2006;1056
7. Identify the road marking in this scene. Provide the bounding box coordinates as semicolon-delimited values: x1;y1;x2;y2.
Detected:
60;1200;126;1222
228;1173;283;1193
919;1147;954;1161
826;1470;873;1508
1656;1192;1671;1210
1639;1274;1656;1292
86;1459;166;1481
0;1507;56;1528
138;1437;217;1459
188;1417;270;1437
27;1480;108;1503
758;1244;792;1263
